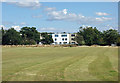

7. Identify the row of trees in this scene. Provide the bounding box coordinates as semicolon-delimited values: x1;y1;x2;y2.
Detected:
1;27;53;45
0;26;120;46
75;27;120;46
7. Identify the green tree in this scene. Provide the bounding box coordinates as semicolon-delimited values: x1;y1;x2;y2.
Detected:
40;32;53;44
117;35;120;46
75;33;85;45
2;28;22;45
103;29;119;45
22;38;36;45
76;26;102;45
20;27;40;44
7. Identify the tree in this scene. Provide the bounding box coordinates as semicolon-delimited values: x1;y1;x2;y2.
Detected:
75;33;85;45
20;27;40;44
102;29;119;45
2;28;22;45
117;34;120;46
76;26;102;45
0;27;3;45
40;32;53;44
22;38;36;45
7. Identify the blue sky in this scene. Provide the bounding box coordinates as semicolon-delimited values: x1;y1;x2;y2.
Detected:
2;2;118;32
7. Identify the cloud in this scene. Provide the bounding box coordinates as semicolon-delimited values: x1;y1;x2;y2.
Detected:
106;24;114;29
47;9;112;25
0;25;21;31
11;25;21;31
7;0;41;9
32;15;42;18
46;9;80;21
40;27;56;31
44;7;56;11
95;17;112;21
63;9;67;15
39;27;64;32
0;25;8;30
81;25;92;28
96;12;109;16
3;21;27;26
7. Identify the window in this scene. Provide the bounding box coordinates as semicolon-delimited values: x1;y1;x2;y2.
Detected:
71;34;75;37
62;38;64;41
71;38;75;41
65;38;67;41
61;34;67;37
63;42;67;44
55;35;58;37
59;42;61;44
72;42;75;44
55;38;57;41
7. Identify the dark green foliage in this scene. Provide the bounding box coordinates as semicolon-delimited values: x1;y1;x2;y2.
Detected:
76;27;102;45
1;26;119;45
20;27;40;44
117;35;120;46
2;28;22;45
40;32;53;44
75;34;85;45
102;29;119;45
22;39;36;45
76;27;119;45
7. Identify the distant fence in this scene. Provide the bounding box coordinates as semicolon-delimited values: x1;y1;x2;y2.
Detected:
1;44;118;48
2;44;78;47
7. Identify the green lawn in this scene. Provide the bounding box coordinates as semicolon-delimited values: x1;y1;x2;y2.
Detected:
2;47;118;81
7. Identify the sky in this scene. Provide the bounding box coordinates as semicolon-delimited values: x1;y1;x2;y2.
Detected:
1;2;118;33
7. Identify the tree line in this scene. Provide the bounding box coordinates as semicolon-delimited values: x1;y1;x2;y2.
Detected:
0;26;120;46
75;27;120;46
1;27;53;45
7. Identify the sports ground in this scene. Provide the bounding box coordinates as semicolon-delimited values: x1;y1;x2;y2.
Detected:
2;46;118;81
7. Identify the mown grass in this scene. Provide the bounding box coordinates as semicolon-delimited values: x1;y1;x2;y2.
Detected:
2;47;118;81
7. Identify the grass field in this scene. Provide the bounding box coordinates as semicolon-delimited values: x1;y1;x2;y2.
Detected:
2;47;118;81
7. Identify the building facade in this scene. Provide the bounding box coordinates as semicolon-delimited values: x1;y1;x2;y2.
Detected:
52;33;77;45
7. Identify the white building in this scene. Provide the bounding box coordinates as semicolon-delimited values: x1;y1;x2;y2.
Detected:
52;33;77;45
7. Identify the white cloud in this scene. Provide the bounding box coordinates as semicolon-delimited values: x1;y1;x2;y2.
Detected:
0;25;8;30
11;25;21;31
47;9;78;21
106;24;114;29
0;25;21;31
96;17;112;21
63;9;67;15
44;7;56;11
40;27;56;31
8;0;41;9
82;25;92;28
96;12;109;16
47;9;112;25
39;27;63;32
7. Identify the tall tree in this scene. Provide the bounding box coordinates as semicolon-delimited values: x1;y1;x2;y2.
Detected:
20;27;40;44
2;28;22;45
117;34;120;46
76;26;102;45
102;29;119;45
40;32;53;44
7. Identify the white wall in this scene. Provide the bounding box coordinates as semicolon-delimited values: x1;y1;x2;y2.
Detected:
52;33;70;45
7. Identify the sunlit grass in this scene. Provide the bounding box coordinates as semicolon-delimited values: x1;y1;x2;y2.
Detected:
2;47;118;81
